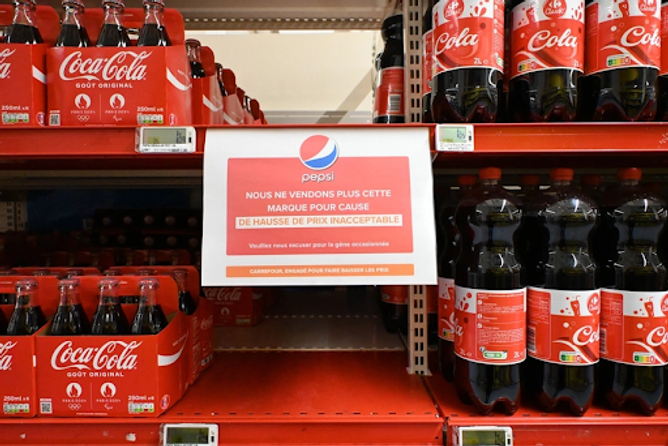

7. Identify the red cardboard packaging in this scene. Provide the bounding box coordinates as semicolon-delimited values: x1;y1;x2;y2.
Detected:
222;68;244;125
35;275;187;417
0;276;59;418
190;46;224;125
0;5;60;128
46;8;192;127
204;287;264;327
13;267;101;277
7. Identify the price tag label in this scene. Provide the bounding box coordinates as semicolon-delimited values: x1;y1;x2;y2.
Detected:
436;124;474;152
136;127;196;154
161;423;218;446
454;426;513;446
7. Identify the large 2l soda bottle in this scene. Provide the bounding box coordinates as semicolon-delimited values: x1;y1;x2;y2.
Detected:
598;168;668;414
438;174;476;381
5;0;42;44
431;0;505;122
50;278;91;335
55;0;90;47
373;0;405;124
514;174;549;287
525;168;599;416
96;0;130;47
7;279;47;335
454;168;525;415
579;0;660;121
508;0;584;121
137;0;170;47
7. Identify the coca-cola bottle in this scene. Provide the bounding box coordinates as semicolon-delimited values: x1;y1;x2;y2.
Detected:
185;39;206;79
579;0;660;121
5;0;42;44
580;174;603;204
431;0;505;122
454;167;525;415
525;168;599;416
96;0;130;48
137;0;170;47
373;0;405;124
50;279;91;335
171;268;196;315
438;174;476;381
598;168;667;414
514;174;549;287
656;0;668;120
215;63;228;97
65;268;84;278
91;278;130;335
131;277;168;334
422;0;435;123
7;279;47;335
508;0;584;122
55;0;90;47
0;269;17;305
379;285;408;334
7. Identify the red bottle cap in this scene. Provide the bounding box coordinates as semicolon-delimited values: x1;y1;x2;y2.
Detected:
458;175;477;186
581;174;601;186
617;167;642;181
520;174;540;186
479;167;502;180
550;168;573;181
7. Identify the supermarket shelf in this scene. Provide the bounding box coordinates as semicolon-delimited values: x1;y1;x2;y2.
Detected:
0;351;443;446
215;286;404;351
425;370;668;446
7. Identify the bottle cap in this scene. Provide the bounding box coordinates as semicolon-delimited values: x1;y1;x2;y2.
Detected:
458;174;477;186
479;167;502;180
103;0;125;7
58;278;80;290
617;167;642;181
550;168;573;181
581;174;601;186
62;0;85;8
520;174;540;186
143;0;165;5
16;0;37;6
185;38;202;48
98;277;120;289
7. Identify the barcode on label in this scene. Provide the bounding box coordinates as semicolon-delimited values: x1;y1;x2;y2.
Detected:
49;113;61;127
527;326;536;354
388;94;402;113
175;129;186;144
599;328;607;355
40;400;52;414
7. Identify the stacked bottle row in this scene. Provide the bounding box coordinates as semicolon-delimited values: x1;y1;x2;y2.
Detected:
437;167;668;416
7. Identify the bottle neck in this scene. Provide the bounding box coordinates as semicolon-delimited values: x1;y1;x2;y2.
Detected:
551;180;572;188
59;287;81;307
621;179;640;187
103;4;124;27
16;289;38;308
139;285;159;307
62;4;85;27
172;272;187;292
13;2;36;27
480;178;500;187
99;287;119;306
143;3;165;26
187;45;202;63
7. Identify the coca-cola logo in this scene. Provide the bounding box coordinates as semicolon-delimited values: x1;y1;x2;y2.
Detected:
573;325;599;346
621;26;661;49
0;48;15;80
204;287;242;302
639;0;657;15
200;315;213;331
0;341;17;371
51;340;142;371
647;326;668;347
58;51;152;82
543;0;567;18
527;29;578;53
587;292;600;315
661;295;668;313
445;0;464;18
435;28;479;55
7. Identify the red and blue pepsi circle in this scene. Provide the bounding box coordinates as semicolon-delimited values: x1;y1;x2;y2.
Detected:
299;135;339;170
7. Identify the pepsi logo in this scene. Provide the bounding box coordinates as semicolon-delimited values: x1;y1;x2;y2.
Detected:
299;135;339;170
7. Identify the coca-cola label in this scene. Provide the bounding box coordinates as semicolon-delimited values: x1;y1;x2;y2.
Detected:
600;289;668;365
0;341;16;371
50;340;141;371
527;287;600;365
422;29;434;95
510;0;585;79
204;287;243;302
432;0;505;76
661;2;668;75
585;0;661;75
373;67;404;119
380;285;408;305
0;44;46;127
0;48;15;80
438;277;455;341
454;286;526;364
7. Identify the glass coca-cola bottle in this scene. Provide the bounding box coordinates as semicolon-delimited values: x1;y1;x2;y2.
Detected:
7;279;47;335
137;0;170;47
5;0;42;44
172;269;196;315
55;0;90;47
185;39;206;78
96;0;130;48
131;277;168;334
0;269;17;305
91;278;130;335
215;63;228;97
50;279;91;335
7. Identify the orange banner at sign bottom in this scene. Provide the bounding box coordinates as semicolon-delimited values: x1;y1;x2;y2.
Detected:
227;264;415;278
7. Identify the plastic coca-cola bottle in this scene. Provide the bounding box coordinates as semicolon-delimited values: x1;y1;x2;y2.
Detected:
454;167;525;415
579;0;660;121
525;168;598;416
598;168;667;415
55;0;90;47
5;0;43;44
580;174;603;204
91;278;130;335
373;0;405;124
656;0;668;120
379;285;408;334
172;268;196;315
422;0;435;123
514;174;549;287
50;279;91;335
137;0;170;47
438;174;476;381
185;38;206;79
131;277;168;334
96;0;129;47
7;279;47;335
431;0;505;122
508;0;584;122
